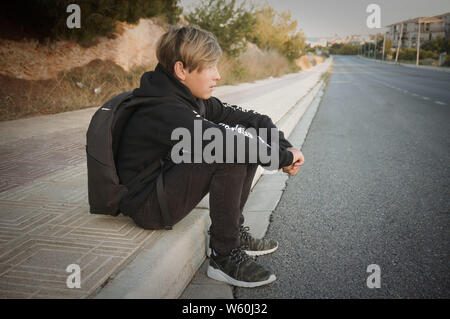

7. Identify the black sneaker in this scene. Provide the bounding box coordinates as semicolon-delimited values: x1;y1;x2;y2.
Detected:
239;226;278;256
207;248;276;288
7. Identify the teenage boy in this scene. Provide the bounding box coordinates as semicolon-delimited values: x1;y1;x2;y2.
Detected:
116;25;304;288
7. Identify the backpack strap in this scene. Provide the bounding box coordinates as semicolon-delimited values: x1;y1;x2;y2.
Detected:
156;159;172;230
126;157;173;230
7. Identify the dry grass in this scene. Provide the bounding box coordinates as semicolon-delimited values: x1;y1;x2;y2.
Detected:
218;46;299;85
1;46;301;121
0;59;156;121
319;60;334;90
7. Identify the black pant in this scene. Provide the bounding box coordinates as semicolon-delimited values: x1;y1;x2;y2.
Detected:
130;162;258;255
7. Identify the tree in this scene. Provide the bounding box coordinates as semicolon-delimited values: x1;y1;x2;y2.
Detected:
385;38;393;54
0;0;182;46
421;36;450;53
250;4;305;60
186;0;256;57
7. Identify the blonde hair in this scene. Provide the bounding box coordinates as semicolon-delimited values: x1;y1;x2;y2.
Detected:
156;25;222;74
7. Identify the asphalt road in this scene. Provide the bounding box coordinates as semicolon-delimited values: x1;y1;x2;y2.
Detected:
236;55;450;298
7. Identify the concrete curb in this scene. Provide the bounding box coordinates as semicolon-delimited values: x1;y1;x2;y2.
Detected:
93;209;210;298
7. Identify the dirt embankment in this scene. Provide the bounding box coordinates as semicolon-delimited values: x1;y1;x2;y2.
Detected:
295;53;325;70
0;17;324;121
0;18;166;80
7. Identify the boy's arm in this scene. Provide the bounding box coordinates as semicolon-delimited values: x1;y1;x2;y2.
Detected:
155;103;294;169
204;97;293;150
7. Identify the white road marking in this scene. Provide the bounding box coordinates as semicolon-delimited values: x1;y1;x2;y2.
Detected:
367;74;445;106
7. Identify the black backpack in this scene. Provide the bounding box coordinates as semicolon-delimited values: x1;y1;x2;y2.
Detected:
86;91;172;229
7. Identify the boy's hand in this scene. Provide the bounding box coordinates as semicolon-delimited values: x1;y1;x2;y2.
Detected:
282;147;304;176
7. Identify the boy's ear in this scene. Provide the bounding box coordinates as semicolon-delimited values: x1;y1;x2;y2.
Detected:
173;61;186;81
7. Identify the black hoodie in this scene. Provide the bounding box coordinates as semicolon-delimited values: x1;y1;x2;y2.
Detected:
117;63;294;215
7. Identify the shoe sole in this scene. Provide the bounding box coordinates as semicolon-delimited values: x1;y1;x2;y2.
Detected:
244;242;278;256
208;243;279;258
207;265;276;288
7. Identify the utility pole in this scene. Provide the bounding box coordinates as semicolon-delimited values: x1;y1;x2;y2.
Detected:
395;23;404;63
382;32;386;61
416;18;421;67
374;33;378;60
415;17;443;67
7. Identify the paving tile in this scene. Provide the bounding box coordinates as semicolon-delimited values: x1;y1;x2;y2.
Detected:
0;281;40;298
1;239;95;265
0;127;86;192
78;255;124;294
0;263;12;276
0;290;33;299
32;287;86;299
0;155;157;298
0;177;156;299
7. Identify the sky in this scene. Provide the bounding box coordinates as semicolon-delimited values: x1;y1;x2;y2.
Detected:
180;0;450;39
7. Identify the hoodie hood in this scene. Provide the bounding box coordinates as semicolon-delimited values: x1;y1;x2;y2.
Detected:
133;63;205;116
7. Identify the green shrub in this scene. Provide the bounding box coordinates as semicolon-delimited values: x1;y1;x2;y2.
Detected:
329;43;358;55
442;55;450;67
421;36;450;53
399;48;435;60
338;44;358;55
186;0;256;57
0;0;182;46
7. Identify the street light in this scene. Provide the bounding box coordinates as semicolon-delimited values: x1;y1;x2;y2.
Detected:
373;33;378;60
395;23;403;63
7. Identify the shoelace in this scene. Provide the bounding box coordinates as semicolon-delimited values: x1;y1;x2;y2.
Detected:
208;227;252;249
239;226;252;249
229;247;250;265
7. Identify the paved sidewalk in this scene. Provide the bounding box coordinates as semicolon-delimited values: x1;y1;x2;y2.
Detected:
0;59;331;298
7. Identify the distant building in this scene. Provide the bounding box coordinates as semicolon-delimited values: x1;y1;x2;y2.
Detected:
307;34;377;48
385;12;450;49
306;38;328;48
